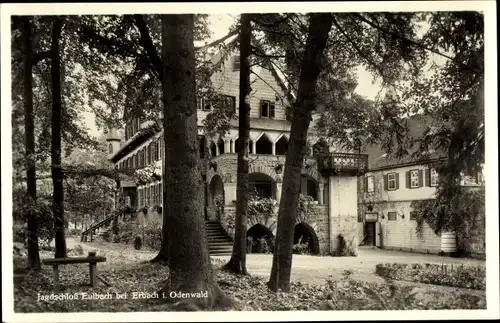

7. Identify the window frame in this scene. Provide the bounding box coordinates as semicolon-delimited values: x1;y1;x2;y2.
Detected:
366;176;375;193
430;168;439;187
260;100;276;118
410;169;420;188
409;211;418;221
387;172;397;191
387;211;397;221
232;55;240;71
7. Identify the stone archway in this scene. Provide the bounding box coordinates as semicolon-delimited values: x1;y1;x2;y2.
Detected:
293;222;320;255
249;172;276;199
247;224;274;254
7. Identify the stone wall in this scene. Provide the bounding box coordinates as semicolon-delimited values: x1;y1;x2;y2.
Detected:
220;204;331;254
330;215;359;255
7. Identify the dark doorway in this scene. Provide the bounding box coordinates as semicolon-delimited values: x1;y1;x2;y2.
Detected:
364;222;376;246
247;224;274;254
293;222;320;255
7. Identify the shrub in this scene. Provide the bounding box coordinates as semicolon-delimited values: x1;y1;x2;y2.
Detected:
134;236;142;250
375;262;486;290
293;243;310;255
143;220;162;250
68;228;82;236
68;244;84;256
13;224;25;244
101;229;112;242
246;236;254;253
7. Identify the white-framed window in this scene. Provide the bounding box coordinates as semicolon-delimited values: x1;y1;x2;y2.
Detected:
233;55;240;71
410;169;419;188
260;100;276;118
387;173;397;190
197;98;211;111
430;168;438;187
367;176;375;193
221;95;236;112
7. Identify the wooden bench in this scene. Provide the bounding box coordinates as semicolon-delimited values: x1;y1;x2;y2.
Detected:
42;252;106;290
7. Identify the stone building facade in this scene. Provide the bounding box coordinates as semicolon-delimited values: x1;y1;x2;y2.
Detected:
357;117;485;257
107;45;367;255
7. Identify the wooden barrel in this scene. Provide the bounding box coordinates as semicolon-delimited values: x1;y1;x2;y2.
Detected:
441;231;457;253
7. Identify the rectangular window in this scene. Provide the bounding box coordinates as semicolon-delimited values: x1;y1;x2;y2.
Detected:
387;173;397;190
260;100;276;118
388;211;397;221
157;140;161;161
366;176;375;193
221;95;236;112
409;211;418;221
147;144;152;165
430;168;438;187
146;187;150;206
197;98;211;111
159;183;163;204
410;169;419;188
233;55;240;71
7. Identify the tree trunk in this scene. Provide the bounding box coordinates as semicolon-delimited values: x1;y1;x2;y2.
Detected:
267;13;333;292
224;14;252;275
22;17;41;270
51;17;67;258
158;14;232;309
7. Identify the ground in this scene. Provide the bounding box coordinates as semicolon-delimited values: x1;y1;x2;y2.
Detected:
69;238;484;289
13;236;486;312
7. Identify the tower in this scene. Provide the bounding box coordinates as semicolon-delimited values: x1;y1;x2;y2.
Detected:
106;127;121;160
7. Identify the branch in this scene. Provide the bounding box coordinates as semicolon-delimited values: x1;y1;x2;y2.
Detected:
33;51;51;65
252;14;291;28
194;29;238;51
250;70;287;102
352;13;482;76
250;47;286;59
132;14;163;81
331;16;404;92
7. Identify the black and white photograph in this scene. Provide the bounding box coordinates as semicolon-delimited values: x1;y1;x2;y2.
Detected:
1;1;498;322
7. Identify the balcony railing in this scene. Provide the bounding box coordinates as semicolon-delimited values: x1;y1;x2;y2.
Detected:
317;152;369;175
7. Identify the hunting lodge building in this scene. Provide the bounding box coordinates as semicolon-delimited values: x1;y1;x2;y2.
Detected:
104;48;485;257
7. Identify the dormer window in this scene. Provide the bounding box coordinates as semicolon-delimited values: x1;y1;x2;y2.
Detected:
233;55;240;71
260;100;275;118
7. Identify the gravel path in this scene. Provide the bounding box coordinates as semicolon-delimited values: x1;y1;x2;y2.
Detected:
69;237;485;295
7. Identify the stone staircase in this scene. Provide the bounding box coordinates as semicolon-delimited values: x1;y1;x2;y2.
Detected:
82;215;233;256
206;220;233;256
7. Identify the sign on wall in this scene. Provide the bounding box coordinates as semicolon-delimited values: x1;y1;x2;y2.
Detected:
365;212;378;222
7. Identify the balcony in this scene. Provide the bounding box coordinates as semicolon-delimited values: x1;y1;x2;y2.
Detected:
317;152;369;176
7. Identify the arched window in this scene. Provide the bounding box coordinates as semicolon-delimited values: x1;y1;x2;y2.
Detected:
275;136;288;155
108;143;113;154
256;134;272;155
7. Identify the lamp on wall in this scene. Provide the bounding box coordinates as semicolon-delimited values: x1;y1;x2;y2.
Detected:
398;210;405;219
274;163;283;174
367;203;374;212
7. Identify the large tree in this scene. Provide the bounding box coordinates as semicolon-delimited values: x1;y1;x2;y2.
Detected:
158;14;232;309
21;17;41;269
267;13;334;292
50;17;67;258
223;14;252;275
